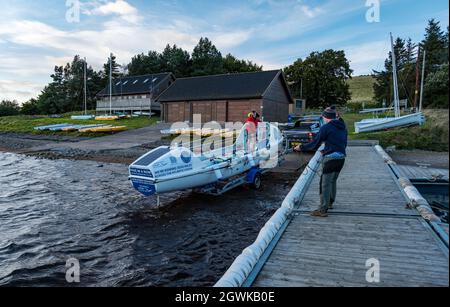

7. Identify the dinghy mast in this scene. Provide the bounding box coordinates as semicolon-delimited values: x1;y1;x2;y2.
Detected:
390;32;401;118
109;53;113;115
419;49;426;112
84;57;87;116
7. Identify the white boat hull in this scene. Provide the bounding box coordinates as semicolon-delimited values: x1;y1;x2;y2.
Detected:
129;123;284;196
71;115;95;120
355;113;425;133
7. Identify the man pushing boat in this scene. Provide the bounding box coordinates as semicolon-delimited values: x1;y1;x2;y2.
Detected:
294;107;348;217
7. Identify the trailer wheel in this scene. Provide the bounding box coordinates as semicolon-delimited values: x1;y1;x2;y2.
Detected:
251;173;262;190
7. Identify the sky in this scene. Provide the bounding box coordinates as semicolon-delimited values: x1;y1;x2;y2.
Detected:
0;0;448;103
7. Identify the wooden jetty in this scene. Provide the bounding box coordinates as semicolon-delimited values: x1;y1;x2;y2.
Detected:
216;145;449;287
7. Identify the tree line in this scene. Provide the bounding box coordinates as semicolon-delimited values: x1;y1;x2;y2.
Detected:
1;20;447;117
3;37;263;116
373;19;449;109
4;37;354;115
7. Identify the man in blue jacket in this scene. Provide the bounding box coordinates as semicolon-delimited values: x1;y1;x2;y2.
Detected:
294;107;348;217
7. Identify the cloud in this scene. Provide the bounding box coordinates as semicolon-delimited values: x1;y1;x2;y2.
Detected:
87;0;142;23
0;0;443;102
209;31;253;51
300;5;323;18
0;1;254;102
0;80;45;103
91;0;137;16
344;40;390;75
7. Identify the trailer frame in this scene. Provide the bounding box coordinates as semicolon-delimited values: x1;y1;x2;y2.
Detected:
194;166;272;196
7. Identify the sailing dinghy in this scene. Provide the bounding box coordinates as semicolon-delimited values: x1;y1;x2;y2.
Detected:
354;33;426;133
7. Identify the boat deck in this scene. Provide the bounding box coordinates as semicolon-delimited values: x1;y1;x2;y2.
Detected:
249;146;449;287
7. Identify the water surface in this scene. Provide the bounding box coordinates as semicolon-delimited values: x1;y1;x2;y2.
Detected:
0;152;292;286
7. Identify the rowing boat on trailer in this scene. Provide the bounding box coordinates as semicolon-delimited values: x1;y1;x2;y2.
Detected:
129;123;285;197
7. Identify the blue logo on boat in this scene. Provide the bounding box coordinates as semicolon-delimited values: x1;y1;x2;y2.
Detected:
131;178;156;196
180;151;192;164
154;161;168;168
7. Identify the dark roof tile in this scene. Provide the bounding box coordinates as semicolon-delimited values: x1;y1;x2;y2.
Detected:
157;70;283;102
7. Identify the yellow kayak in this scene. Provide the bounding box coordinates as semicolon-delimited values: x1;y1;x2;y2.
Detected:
95;116;119;121
79;126;127;133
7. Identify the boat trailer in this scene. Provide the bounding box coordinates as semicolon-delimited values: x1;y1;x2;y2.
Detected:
194;166;272;196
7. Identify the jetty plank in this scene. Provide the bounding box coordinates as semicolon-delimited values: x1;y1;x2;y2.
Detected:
252;146;449;287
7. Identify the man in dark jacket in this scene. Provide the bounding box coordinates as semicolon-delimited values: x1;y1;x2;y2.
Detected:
294;107;348;217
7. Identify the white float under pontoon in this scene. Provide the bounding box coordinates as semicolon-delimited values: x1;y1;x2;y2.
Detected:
129;123;285;197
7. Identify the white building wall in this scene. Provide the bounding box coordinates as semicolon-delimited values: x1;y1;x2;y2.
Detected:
96;95;161;112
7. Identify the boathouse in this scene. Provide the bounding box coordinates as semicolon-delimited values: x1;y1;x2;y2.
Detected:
157;70;293;123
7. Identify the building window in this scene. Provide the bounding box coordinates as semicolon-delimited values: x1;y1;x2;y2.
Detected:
143;78;149;83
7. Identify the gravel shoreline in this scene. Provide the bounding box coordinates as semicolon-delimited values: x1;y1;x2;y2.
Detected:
1;132;448;169
0;132;169;165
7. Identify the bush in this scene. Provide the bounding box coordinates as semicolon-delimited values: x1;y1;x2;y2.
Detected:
21;99;41;115
424;63;449;109
0;100;20;117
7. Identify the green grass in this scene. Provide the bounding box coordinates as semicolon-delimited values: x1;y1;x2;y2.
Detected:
347;75;376;103
347;109;449;152
0;113;160;137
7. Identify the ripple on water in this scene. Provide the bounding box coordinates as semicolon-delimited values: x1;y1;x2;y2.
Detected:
0;152;294;286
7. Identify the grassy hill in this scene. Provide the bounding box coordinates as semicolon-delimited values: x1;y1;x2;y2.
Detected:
347;75;376;103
